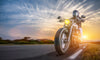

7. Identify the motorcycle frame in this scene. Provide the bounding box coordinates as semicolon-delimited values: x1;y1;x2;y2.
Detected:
62;19;79;42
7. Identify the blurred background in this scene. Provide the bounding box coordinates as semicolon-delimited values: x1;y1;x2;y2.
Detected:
0;0;100;41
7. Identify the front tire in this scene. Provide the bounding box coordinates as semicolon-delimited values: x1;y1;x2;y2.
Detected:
54;28;70;55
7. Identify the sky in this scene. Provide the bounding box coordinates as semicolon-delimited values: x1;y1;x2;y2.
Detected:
0;0;100;40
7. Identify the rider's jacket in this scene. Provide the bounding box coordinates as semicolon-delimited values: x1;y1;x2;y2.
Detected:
71;17;85;28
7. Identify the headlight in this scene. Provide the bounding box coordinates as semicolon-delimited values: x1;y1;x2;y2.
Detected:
65;19;70;25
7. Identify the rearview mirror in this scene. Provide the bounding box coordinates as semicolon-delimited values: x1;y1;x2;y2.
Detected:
81;15;86;18
57;16;61;19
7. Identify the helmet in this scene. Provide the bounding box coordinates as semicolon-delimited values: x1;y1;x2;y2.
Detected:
73;10;79;17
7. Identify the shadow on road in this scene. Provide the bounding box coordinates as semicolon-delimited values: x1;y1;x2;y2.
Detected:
17;47;81;60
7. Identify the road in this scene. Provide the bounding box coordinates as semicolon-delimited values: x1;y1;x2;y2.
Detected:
0;44;87;60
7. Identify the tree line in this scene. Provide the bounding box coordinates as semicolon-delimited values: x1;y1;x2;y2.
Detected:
0;37;54;44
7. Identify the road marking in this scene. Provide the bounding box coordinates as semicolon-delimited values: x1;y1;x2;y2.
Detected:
64;45;86;60
68;49;83;60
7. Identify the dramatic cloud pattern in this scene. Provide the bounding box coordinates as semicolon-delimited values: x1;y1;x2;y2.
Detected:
0;0;100;40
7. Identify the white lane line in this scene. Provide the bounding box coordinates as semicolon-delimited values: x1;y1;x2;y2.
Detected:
64;46;86;60
68;49;83;59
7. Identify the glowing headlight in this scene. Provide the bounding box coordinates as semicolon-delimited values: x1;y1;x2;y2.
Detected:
65;19;70;25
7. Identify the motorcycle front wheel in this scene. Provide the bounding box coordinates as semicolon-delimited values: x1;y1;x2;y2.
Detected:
54;28;70;55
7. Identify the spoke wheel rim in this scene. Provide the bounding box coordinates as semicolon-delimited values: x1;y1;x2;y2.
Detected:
60;32;69;51
61;33;67;49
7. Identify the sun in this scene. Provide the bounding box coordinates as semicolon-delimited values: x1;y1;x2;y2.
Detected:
83;35;87;39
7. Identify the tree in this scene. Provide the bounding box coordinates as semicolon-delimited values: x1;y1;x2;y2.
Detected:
0;37;2;40
23;37;30;40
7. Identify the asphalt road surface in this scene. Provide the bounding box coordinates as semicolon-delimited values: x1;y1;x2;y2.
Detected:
0;44;87;60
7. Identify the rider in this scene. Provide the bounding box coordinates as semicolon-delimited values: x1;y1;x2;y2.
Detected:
72;10;85;42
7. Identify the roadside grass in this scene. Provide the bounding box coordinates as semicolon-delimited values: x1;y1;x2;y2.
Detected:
82;43;100;60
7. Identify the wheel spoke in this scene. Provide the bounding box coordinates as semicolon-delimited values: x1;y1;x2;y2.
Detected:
61;33;68;49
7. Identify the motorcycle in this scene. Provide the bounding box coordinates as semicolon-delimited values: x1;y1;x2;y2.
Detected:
54;12;86;55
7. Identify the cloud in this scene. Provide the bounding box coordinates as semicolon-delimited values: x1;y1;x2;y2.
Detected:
0;0;100;40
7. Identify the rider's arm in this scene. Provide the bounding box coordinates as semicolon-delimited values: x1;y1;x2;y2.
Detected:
78;17;85;22
59;19;65;22
58;17;65;22
81;18;85;22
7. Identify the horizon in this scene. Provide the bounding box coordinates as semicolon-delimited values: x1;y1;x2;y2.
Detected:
0;36;100;41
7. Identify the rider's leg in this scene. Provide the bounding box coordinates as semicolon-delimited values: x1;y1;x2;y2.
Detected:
79;28;83;42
